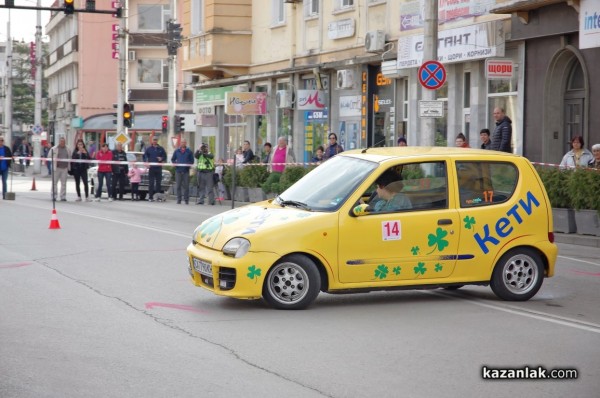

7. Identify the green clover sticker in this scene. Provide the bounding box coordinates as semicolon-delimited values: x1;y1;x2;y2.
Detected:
463;215;476;229
414;262;427;275
411;246;420;255
374;264;389;279
393;266;401;276
427;227;449;254
434;263;443;272
247;265;262;283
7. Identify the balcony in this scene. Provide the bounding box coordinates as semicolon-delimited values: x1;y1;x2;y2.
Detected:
183;32;252;79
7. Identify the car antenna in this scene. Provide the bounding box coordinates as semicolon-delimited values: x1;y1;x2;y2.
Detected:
361;137;387;153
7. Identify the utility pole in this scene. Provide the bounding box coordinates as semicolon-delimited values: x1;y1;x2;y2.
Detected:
167;0;178;157
33;0;42;174
4;14;13;149
419;0;438;146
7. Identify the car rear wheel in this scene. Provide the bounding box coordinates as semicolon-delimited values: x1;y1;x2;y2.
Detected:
490;248;544;301
263;255;321;310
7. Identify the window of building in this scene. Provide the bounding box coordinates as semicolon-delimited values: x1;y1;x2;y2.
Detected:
456;162;518;208
191;0;204;35
334;0;354;10
137;4;170;31
272;0;286;25
304;0;319;18
137;59;167;85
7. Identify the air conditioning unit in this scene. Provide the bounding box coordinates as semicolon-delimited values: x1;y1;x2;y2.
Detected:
276;90;293;108
128;50;136;61
365;30;386;53
336;70;354;89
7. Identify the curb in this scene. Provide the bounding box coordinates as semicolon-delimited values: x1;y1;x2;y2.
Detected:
554;233;600;248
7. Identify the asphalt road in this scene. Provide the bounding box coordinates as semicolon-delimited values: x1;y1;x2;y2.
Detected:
1;177;599;398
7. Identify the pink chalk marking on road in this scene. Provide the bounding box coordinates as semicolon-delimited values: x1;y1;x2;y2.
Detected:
145;302;208;313
0;262;33;269
570;270;600;277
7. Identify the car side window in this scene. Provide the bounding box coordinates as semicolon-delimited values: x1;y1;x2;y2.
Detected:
456;161;518;207
366;161;448;213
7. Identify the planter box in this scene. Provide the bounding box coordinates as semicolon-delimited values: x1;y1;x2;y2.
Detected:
233;187;249;202
248;187;266;202
574;209;600;236
552;208;576;234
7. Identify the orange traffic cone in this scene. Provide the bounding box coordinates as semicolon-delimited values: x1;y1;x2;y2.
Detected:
31;176;37;191
48;209;61;229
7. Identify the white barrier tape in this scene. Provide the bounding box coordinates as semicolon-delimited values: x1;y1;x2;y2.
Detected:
0;156;322;167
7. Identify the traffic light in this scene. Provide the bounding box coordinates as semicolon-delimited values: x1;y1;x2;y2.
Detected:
166;21;183;56
112;103;118;125
174;115;185;132
161;115;168;134
64;0;75;15
123;103;134;128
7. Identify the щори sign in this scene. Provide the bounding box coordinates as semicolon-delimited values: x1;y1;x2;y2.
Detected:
418;60;447;90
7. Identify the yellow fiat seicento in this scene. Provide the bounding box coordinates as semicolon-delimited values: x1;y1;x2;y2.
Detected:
187;147;557;309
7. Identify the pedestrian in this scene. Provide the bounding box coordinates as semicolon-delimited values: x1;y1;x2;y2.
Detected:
215;158;226;200
235;147;244;166
52;137;71;201
88;140;97;159
71;139;92;202
94;143;113;201
43;141;53;176
455;133;470;148
111;143;129;200
480;129;492;150
397;137;408;146
171;139;194;204
0;136;13;200
560;135;593;169
270;136;295;173
312;146;324;163
589;144;600;169
19;139;32;168
143;137;166;202
127;162;142;200
323;133;344;160
490;107;512;153
194;143;215;205
242;140;255;164
262;142;272;164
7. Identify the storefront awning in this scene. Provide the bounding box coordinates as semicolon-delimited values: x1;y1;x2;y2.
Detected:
82;113;165;130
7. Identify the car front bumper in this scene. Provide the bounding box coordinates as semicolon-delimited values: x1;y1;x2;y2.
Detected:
186;242;280;299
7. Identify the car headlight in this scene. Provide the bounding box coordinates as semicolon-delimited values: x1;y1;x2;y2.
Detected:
222;238;251;258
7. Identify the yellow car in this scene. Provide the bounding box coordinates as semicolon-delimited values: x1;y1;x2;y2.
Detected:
187;147;557;309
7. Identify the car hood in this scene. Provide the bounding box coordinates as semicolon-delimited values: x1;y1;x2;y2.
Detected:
194;203;328;251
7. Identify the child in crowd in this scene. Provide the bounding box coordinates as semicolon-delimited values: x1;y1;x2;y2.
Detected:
127;162;142;200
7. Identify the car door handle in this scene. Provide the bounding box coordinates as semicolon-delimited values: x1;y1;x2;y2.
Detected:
438;219;453;225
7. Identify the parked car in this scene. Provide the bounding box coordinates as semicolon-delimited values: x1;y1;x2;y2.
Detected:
186;147;558;309
88;151;172;200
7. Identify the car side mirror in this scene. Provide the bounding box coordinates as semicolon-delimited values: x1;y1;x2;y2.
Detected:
351;203;371;217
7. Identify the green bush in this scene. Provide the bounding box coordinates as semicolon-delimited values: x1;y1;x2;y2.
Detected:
261;172;281;194
537;166;572;209
567;168;599;212
238;165;269;188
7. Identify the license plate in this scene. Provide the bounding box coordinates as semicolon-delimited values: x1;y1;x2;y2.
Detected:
193;258;212;277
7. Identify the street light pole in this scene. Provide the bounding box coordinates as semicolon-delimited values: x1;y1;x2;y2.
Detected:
33;0;43;174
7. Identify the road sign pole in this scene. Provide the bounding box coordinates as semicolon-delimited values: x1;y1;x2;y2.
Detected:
419;0;438;146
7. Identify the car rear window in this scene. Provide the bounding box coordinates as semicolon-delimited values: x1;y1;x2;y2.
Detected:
456;161;518;207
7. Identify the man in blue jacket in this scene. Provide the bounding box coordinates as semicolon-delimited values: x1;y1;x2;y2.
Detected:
490;107;512;153
0;136;13;200
171;139;194;204
143;137;167;202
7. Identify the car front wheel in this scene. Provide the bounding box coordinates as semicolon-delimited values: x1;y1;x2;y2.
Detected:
490;248;544;301
263;255;321;310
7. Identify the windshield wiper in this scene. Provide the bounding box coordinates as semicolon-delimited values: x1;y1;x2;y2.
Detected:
278;198;311;211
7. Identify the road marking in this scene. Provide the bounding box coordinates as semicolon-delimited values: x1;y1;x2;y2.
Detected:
431;291;600;334
558;255;600;268
145;302;208;313
0;262;33;269
570;270;600;277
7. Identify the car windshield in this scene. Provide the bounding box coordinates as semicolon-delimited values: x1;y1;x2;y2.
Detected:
275;156;378;212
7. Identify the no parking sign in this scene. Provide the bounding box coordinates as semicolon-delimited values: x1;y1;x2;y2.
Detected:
418;60;447;90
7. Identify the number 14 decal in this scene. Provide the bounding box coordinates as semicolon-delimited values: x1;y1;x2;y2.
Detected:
382;220;401;241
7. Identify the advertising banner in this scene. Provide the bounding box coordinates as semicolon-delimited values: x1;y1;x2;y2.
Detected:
296;90;327;110
225;92;267;115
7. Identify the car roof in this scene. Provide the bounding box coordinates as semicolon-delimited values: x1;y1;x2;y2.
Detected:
341;147;521;163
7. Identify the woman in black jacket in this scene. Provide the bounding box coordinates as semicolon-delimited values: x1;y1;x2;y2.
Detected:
72;139;91;201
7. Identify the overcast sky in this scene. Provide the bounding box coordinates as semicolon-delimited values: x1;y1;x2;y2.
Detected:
1;1;53;43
